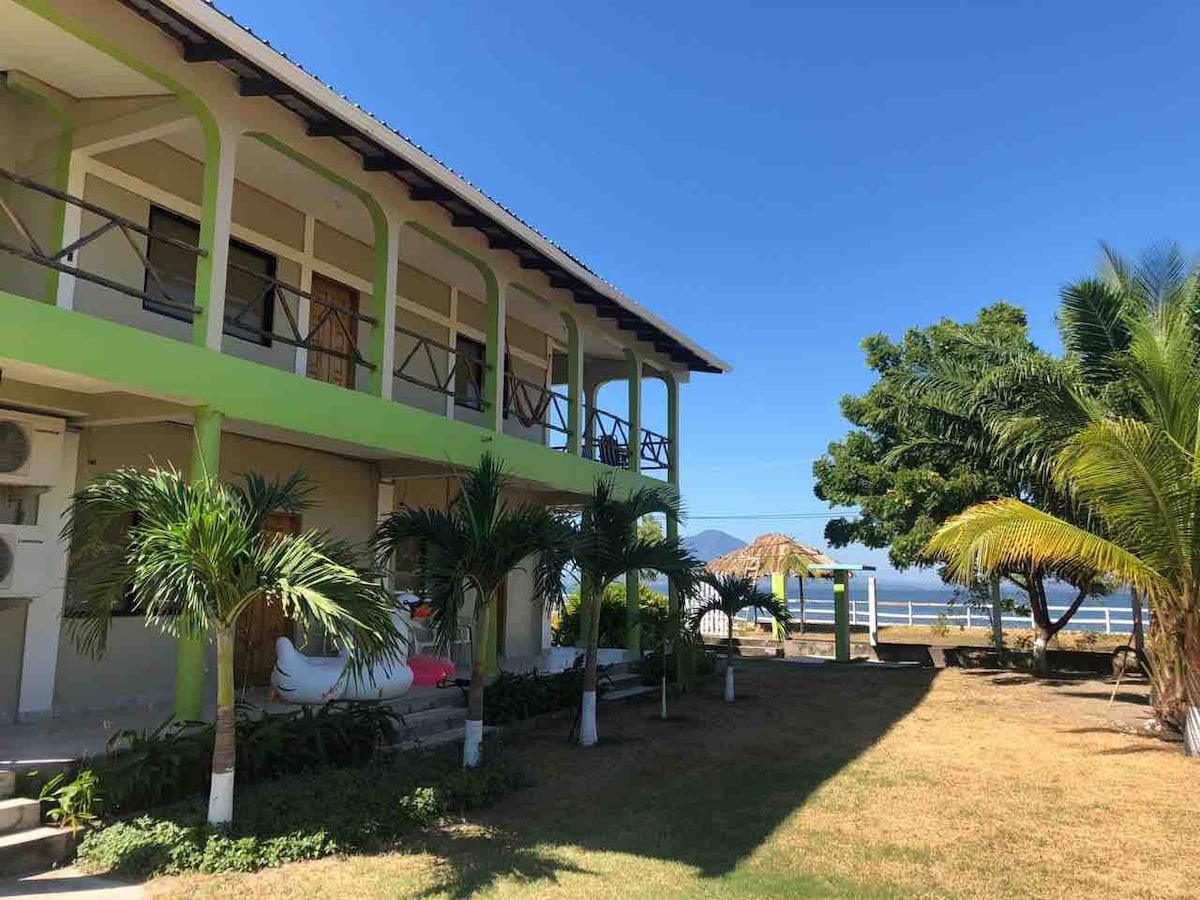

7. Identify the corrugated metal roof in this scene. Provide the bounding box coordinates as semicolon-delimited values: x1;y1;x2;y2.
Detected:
117;0;730;374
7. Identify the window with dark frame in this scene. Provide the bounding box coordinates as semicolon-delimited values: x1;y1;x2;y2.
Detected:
454;335;485;409
143;205;277;346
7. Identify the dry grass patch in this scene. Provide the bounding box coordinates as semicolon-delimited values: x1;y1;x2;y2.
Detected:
152;663;1194;899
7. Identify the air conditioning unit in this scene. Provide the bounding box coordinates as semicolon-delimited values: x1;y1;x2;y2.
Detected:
0;524;49;598
0;410;65;487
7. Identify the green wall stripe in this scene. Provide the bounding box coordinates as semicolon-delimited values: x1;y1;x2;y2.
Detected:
0;290;663;497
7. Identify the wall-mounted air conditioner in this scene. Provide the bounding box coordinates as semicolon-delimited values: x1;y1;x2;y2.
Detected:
0;410;65;487
0;524;49;598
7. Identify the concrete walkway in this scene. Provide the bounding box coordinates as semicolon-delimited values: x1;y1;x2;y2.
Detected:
0;867;143;898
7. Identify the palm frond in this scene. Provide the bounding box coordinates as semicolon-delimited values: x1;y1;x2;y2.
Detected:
925;498;1167;599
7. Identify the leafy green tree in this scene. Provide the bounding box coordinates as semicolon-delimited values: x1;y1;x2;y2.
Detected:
929;244;1200;745
63;468;401;825
690;572;788;702
814;303;1035;570
374;454;563;768
814;302;1111;673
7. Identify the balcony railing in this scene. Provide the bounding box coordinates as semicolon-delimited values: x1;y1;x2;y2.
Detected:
0;171;673;470
0;167;204;315
394;324;488;411
638;427;670;471
505;373;570;442
227;265;377;377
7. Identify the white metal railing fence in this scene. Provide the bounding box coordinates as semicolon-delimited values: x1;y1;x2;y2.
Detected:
693;583;1137;637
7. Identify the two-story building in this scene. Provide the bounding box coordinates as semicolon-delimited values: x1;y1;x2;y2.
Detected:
0;0;727;723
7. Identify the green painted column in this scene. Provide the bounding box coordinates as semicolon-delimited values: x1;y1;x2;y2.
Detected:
483;593;499;678
626;570;642;657
175;406;223;721
664;372;681;616
561;311;583;455
771;572;788;642
834;571;850;662
624;351;642;654
4;72;76;305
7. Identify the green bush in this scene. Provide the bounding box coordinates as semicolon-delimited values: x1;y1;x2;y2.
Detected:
553;584;667;648
483;668;584;725
43;701;402;822
76;748;524;879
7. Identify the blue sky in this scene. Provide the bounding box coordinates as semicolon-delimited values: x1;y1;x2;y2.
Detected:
222;1;1200;582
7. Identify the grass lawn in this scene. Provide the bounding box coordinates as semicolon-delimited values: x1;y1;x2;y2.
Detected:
151;662;1194;899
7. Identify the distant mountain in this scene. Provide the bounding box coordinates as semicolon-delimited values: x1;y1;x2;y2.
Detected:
684;529;746;563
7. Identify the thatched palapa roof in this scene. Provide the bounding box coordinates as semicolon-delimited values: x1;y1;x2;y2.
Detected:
706;533;839;578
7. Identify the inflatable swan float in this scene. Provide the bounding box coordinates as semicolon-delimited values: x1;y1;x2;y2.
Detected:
271;596;456;704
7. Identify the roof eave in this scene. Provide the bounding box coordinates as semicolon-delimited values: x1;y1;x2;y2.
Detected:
141;0;731;375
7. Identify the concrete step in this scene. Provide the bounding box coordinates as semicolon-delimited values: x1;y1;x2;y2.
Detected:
396;705;466;741
0;771;13;801
0;826;75;878
602;684;657;702
0;799;40;836
383;685;466;717
705;642;779;658
395;724;495;753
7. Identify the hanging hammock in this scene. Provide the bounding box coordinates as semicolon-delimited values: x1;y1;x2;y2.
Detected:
504;340;552;428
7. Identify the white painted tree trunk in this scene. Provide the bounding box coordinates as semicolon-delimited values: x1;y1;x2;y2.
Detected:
208;771;234;825
579;690;598;746
724;664;735;702
463;718;483;768
1185;706;1200;758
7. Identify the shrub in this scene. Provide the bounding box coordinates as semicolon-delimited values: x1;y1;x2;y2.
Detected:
42;701;402;822
554;584;667;648
39;769;102;831
483;668;584;725
76;748;524;879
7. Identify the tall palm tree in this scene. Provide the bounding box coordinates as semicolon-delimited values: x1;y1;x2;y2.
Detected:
926;299;1200;754
374;454;563;768
690;572;788;702
62;467;401;825
561;477;698;747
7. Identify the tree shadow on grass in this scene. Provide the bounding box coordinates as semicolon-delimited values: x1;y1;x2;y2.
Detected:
408;826;593;899
425;661;938;896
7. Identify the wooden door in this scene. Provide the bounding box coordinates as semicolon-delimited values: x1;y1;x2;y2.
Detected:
235;513;301;687
306;274;359;389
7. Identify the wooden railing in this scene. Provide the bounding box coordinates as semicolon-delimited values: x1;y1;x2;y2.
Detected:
0;168;204;314
639;427;670;471
394;324;488;410
226;265;377;375
505;373;570;441
583;406;632;468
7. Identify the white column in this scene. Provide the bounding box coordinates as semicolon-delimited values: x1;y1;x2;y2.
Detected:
54;155;87;310
197;120;239;351
17;430;80;719
376;208;401;401
293;215;315;376
446;287;459;419
867;577;878;648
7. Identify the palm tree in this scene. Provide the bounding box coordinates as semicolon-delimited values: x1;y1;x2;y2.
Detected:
374;454;563;768
62;467;401;825
561;477;698;747
926;297;1200;754
690;572;788;702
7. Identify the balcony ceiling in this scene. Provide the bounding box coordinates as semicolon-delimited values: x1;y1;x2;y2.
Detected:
0;0;168;98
